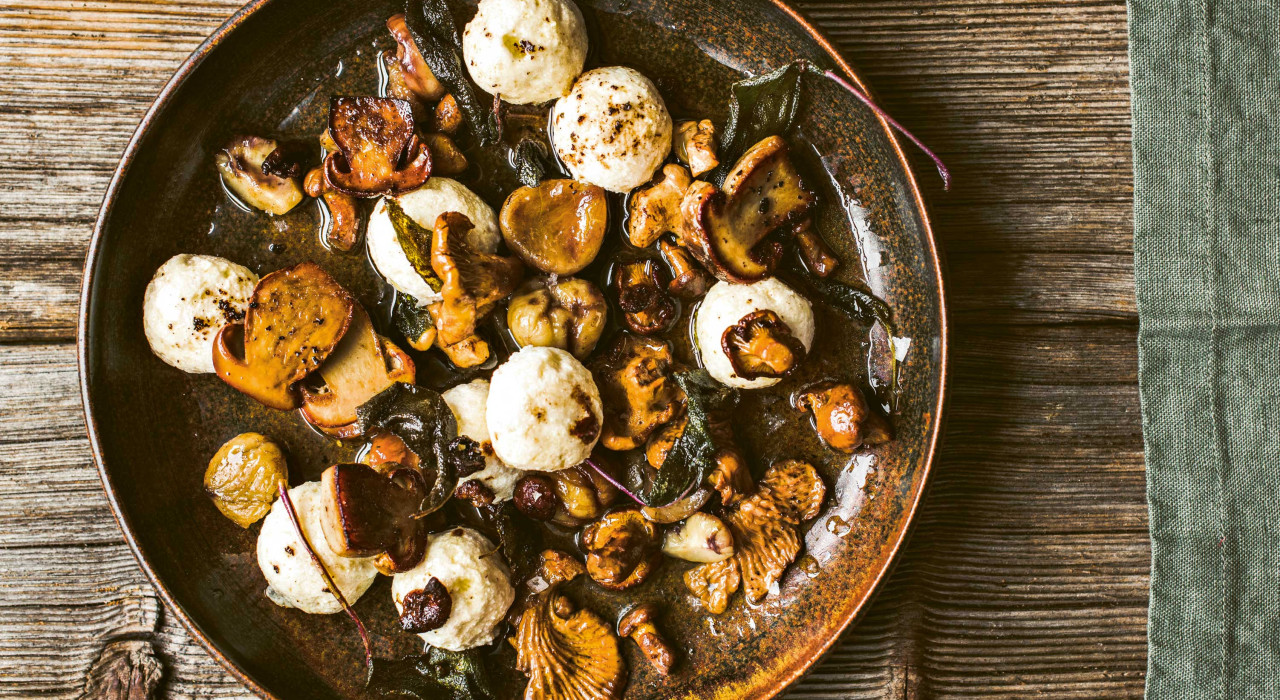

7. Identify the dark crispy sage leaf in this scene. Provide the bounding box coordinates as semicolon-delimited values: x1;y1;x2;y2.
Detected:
646;370;739;507
804;274;901;404
475;501;539;581
386;200;444;292
393;294;435;344
717;62;806;178
355;383;458;513
510;138;551;188
403;0;501;145
368;647;498;700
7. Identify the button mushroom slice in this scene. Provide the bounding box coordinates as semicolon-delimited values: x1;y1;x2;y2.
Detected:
658;238;711;300
317;462;431;575
323;97;432;197
212;263;356;410
614;259;678;335
506;278;608;359
627;164;691;248
300;307;417;439
590;333;681;451
385;13;444;101
721;309;807;380
515;591;627;700
204;432;287;528
303;167;362;251
791;219;840;277
429;211;523;347
500;179;609;275
673;120;720;177
617;603;676;675
582;510;662;591
793;381;892;453
215;136;305;215
679;135;816;282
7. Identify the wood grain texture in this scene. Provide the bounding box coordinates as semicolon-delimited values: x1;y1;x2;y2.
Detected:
0;0;1143;698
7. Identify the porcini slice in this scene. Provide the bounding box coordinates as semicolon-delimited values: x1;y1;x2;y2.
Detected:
212;263;355;410
300;307;416;438
430;211;523;347
323;97;431;196
500;179;608;275
679;135;815;282
318;463;430;574
215;135;305;216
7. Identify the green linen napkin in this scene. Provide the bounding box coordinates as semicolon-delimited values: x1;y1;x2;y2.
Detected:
1128;1;1280;698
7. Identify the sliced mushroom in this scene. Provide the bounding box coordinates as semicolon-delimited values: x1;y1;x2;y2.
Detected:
679;135;815;282
582;510;661;591
791;220;840;277
617;604;675;675
323;97;431;197
721;309;806;380
212;263;356;410
303;166;361;251
215;136;305;215
590;333;681;451
658;238;711;300
627;164;691;248
204;432;287;528
794;381;892;452
515;591;627;700
614;259;678;335
683;460;825;612
318;462;430;574
300;307;416;438
506;278;608;359
500;180;608;275
662;512;734;563
548;461;619;527
430;211;524;347
385;13;444;101
422;132;468;176
673;120;719;177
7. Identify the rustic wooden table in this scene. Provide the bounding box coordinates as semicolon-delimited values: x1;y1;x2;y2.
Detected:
0;0;1143;697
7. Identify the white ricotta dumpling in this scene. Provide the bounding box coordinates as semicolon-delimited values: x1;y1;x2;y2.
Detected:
391;528;515;651
366;178;501;306
486;346;602;471
551;66;673;192
142;254;258;374
255;481;378;615
694;278;815;389
442;379;522;501
462;0;587;105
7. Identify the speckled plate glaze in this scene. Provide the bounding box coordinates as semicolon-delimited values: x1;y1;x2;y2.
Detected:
79;0;946;698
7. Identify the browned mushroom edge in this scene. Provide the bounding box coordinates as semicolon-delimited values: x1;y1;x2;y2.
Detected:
591;333;681;451
303;166;361;251
215;135;305;215
627;164;692;248
673;120;720;177
720;309;807;380
318;462;430;575
323;96;431;197
793;381;893;452
429;211;523;351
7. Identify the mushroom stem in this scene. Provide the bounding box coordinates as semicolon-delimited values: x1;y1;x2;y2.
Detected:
275;483;372;671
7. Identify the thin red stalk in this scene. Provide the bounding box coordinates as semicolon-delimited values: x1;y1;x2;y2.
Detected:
803;61;951;190
276;483;373;671
583;458;645;507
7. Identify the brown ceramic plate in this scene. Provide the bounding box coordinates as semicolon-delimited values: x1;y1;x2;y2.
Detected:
79;0;946;697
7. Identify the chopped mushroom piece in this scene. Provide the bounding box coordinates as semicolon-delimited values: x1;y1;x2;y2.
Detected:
614;259;677;335
212;263;356;410
627;164;691;248
540;549;587;586
422;132;468;176
323;97;431;197
659;238;711;300
684;460;826;612
792;220;840;277
215;136;305;215
385;13;444;101
398;576;452;633
662;512;734;563
679;135;815;282
548;461;619;527
793;381;893;452
500;180;609;275
673;120;719;177
582;510;661;591
590;333;681;451
300;308;416;438
204;433;287;528
617;604;675;675
303;166;361;251
506;278;608;359
361;429;420;472
318;462;431;575
515;591;627;700
432;94;462;134
430;211;524;348
721;309;807;380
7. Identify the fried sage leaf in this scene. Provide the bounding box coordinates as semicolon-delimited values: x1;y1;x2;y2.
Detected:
355;382;459;514
803;274;900;402
403;0;500;145
511;138;552;188
386;199;444;293
644;370;738;507
367;647;498;700
716;62;805;179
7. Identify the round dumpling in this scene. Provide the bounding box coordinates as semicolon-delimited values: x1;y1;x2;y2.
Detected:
551;66;672;192
391;528;515;651
442;379;522;501
486;346;602;471
462;0;587;105
256;481;378;614
694;277;815;389
142;254;257;373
